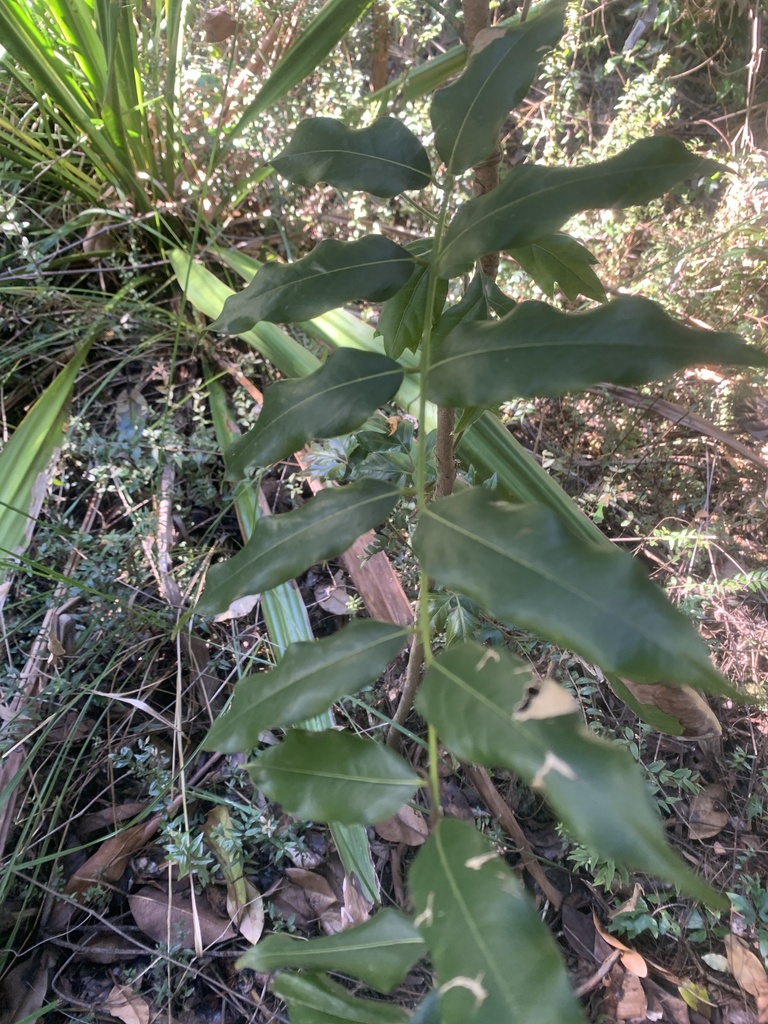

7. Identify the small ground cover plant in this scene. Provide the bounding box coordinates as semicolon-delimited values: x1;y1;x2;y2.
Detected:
192;2;768;1020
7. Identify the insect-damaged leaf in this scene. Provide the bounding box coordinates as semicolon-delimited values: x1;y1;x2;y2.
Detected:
508;232;606;302
412;487;732;694
272;973;409;1024
431;0;565;173
209;237;415;334
272;116;432;197
417;642;723;905
225;349;403;476
196;480;398;617
203;619;409;751
438;136;722;278
239;909;424;991
427;296;768;405
247;729;422;825
377;240;448;359
410;819;584;1024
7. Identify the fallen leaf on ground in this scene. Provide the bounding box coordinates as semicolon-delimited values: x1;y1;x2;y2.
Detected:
688;783;729;840
616;968;648;1020
129;885;236;948
725;934;768;1023
0;949;55;1024
315;570;351;614
203;806;264;943
619;680;721;740
593;912;648;977
679;979;712;1020
271;868;339;930
644;978;690;1024
105;984;150;1024
374;804;428;846
341;874;373;928
562;903;598;964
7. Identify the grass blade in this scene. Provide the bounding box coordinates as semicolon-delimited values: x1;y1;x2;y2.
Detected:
0;341;93;601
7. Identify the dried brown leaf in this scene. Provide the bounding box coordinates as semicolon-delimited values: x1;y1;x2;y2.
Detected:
688;783;729;841
643;978;691;1024
341;874;373;929
619;680;721;739
227;877;264;945
593;913;648;977
315;570;351;615
129;886;236;948
617;970;648;1020
374;804;429;846
204;7;238;42
0;950;55;1024
105;985;150;1024
271;869;339;929
725;934;768;1023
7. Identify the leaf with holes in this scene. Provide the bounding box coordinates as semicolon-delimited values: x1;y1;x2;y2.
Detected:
438;137;722;278
427;297;766;405
238;909;424;991
203;620;409;751
196;480;398;617
410;818;584;1024
272;116;432;197
508;232;606;302
412;487;732;694
431;0;565;173
210;237;415;334
272;973;409;1024
247;730;422;824
225;349;403;476
417;642;724;905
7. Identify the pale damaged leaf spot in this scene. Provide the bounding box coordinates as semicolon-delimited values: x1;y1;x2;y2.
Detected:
213;593;260;622
464;852;497;871
475;648;501;671
469;26;506;55
532;751;577;790
514;675;579;721
440;973;488;1008
414;892;434;928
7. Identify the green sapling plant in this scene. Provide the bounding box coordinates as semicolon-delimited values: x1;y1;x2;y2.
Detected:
194;2;767;1020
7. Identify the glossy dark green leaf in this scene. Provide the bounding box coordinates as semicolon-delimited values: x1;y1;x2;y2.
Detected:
431;0;565;173
247;729;422;824
428;296;767;405
509;231;606;302
209;237;415;334
417;642;723;905
272;116;432;197
203;620;409;752
438;136;722;278
377;240;448;359
225;350;403;476
238;909;425;992
197;480;398;617
412;487;731;694
432;272;515;352
272;973;409;1024
410;819;584;1024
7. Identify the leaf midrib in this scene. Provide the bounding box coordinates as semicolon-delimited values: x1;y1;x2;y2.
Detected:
439;154;688;269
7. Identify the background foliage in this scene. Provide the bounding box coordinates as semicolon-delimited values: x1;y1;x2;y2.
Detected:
1;1;767;1022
